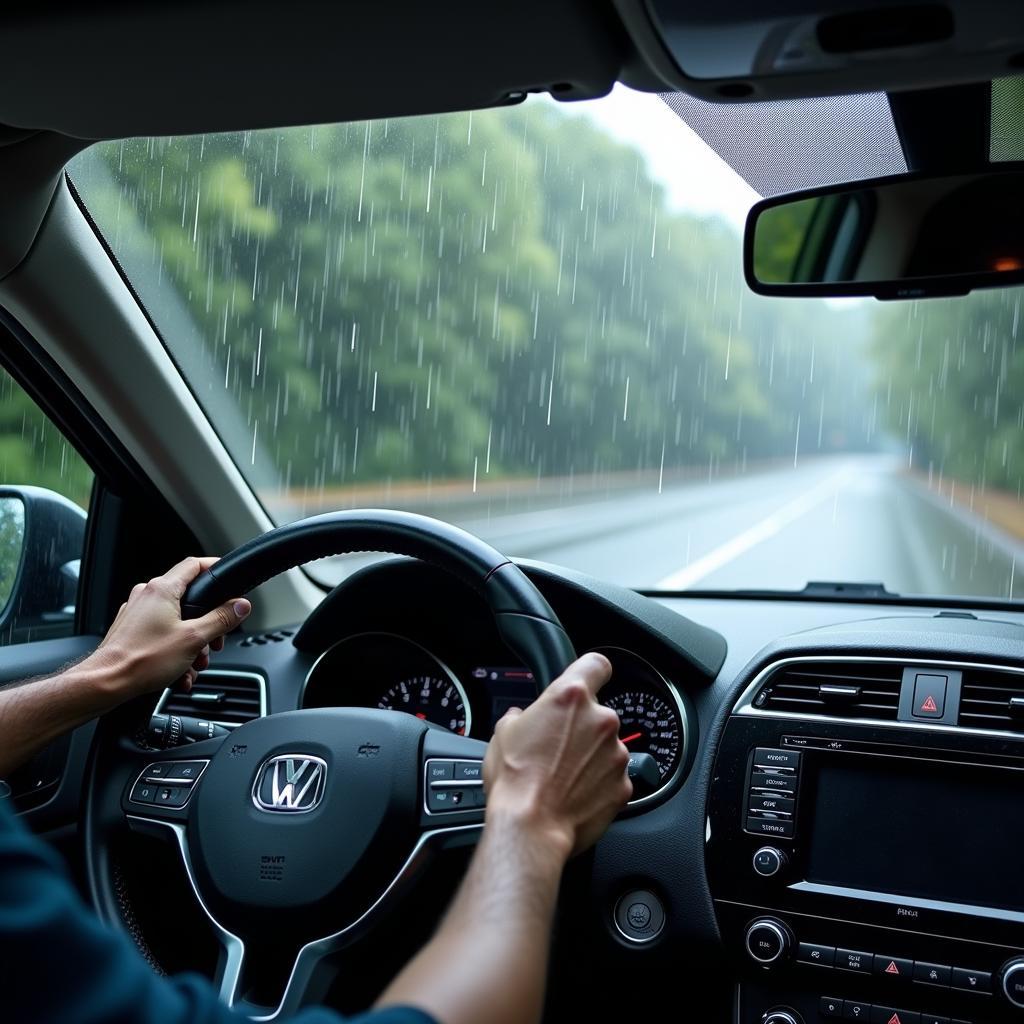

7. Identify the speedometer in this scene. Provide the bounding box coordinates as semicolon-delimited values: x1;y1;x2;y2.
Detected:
603;690;681;780
377;675;469;734
591;646;687;793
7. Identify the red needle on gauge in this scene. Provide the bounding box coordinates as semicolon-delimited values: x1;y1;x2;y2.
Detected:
620;732;643;744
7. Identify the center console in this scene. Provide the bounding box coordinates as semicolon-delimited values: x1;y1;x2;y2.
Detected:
708;657;1024;1024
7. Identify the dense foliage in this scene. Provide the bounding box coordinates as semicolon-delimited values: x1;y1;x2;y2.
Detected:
72;103;874;496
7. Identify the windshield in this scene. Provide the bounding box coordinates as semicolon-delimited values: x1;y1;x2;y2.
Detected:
69;89;1024;599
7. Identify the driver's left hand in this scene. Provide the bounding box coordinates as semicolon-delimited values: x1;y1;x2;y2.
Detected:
88;556;251;698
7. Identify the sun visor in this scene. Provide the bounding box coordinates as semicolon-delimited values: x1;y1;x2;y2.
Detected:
660;90;908;197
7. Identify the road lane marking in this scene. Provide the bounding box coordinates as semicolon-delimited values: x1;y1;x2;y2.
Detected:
654;469;853;590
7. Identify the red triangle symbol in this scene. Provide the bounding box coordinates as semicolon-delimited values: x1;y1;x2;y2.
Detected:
921;695;938;712
884;960;900;974
887;1014;901;1024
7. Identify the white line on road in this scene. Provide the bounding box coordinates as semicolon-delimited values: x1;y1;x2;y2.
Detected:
654;469;852;590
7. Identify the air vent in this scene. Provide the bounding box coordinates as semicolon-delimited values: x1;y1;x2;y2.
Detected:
155;670;266;727
239;628;294;648
754;661;903;721
959;668;1024;732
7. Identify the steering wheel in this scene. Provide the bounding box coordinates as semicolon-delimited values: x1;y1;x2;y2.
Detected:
84;510;575;1018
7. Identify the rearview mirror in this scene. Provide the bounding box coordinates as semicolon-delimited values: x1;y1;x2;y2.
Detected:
745;165;1024;300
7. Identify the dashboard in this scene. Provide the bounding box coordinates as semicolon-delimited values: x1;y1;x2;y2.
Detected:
301;632;689;799
34;554;1024;1023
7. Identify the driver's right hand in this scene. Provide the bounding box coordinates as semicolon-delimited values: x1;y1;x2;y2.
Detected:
482;652;632;858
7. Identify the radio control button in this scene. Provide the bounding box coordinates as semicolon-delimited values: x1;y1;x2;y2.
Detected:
753;747;801;769
1003;958;1024;1006
745;815;794;837
836;949;873;973
796;941;834;966
752;846;787;877
820;997;843;1018
870;1008;920;1024
749;794;795;815
843;1000;871;1021
874;955;913;980
914;961;951;986
950;967;990;993
750;770;796;792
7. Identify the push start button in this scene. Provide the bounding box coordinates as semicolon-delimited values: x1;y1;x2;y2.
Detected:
613;889;665;943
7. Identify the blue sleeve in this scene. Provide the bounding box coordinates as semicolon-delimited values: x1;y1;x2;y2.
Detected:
0;798;436;1024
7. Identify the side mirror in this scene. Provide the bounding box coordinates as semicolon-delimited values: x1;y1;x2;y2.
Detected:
0;486;86;642
745;164;1024;300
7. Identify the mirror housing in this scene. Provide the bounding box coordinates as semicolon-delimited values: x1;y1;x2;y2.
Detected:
0;486;86;642
744;163;1024;300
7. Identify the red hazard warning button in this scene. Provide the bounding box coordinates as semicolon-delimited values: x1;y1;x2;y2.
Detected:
911;673;947;719
874;954;912;979
868;1007;920;1024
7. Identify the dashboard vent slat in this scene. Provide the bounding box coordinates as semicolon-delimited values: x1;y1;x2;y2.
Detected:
755;661;903;721
157;671;265;727
959;668;1024;732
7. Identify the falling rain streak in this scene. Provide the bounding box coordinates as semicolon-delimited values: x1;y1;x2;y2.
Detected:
60;95;1024;599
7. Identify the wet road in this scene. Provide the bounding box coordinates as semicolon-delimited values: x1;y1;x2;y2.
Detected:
448;454;1024;599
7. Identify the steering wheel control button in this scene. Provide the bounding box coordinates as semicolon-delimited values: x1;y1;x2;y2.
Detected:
837;949;873;973
914;962;952;987
130;781;159;804
1002;958;1024;1007
752;846;787;877
427;760;455;781
950;966;990;993
875;955;913;980
155;785;190;807
820;997;843;1018
165;761;205;781
796;941;834;967
424;759;484;814
427;787;460;811
143;762;174;778
842;1002;870;1021
613;889;665;943
744;918;790;965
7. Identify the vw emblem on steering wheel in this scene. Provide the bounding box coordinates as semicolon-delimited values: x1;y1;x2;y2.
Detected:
253;754;327;813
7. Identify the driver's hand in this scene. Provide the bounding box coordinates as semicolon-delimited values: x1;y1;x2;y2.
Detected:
483;652;632;859
89;556;251;699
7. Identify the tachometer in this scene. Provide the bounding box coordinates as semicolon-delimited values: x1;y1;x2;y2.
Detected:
603;689;681;780
377;675;469;734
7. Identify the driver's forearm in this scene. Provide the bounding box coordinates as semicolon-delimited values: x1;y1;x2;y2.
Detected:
375;809;570;1024
0;656;121;778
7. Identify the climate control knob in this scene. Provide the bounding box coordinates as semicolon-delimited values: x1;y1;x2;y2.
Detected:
762;1011;803;1024
744;917;792;966
1001;958;1024;1008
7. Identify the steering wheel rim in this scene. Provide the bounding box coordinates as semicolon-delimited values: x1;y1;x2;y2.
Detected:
85;510;577;1017
183;508;575;687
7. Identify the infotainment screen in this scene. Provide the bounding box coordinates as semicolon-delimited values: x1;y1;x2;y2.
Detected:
806;757;1024;913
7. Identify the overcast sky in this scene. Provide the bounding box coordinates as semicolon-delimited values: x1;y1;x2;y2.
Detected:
570;84;760;231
